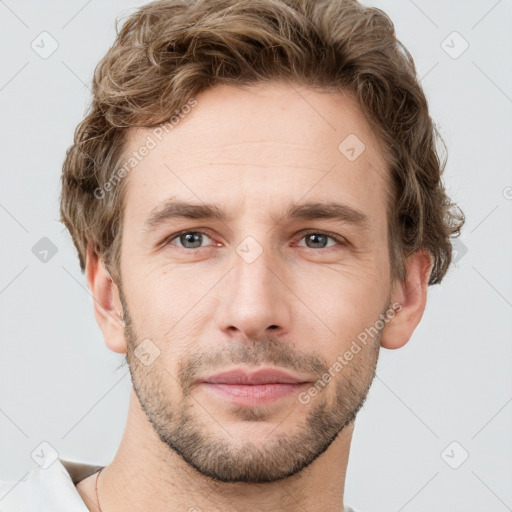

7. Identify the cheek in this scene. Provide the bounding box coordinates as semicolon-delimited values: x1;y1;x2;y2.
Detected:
293;267;388;356
121;261;198;324
122;268;219;363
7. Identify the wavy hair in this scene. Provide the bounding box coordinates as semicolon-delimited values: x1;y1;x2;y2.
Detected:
60;0;465;285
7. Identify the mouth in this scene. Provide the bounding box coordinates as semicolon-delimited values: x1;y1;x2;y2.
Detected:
197;367;312;407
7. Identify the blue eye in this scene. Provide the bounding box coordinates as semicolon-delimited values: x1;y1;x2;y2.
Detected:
163;229;346;252
297;231;343;249
168;230;213;249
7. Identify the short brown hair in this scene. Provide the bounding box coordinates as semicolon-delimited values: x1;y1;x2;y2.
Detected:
60;0;464;285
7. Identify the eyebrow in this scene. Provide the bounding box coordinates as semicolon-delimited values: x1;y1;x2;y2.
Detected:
144;200;229;229
144;199;370;231
284;201;370;230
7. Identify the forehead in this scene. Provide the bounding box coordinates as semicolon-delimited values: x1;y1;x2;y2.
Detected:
120;82;390;230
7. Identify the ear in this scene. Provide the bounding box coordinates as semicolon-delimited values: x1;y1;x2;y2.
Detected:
380;248;433;350
85;245;127;354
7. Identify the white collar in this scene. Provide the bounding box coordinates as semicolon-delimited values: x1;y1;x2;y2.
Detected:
0;457;103;511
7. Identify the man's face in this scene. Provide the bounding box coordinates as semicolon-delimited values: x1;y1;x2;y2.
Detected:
117;82;393;483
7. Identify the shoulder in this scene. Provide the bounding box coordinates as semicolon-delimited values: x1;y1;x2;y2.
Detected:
0;458;102;512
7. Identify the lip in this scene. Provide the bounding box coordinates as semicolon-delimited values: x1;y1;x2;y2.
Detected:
197;368;311;407
198;368;310;385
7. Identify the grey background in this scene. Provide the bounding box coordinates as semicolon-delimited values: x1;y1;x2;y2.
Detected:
1;0;511;510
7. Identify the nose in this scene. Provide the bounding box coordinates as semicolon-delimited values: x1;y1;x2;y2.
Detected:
216;244;292;341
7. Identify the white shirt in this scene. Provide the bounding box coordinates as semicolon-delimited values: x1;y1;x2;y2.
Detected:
0;458;361;511
0;458;102;511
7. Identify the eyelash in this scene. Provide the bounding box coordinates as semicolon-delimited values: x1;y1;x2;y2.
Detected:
162;229;347;251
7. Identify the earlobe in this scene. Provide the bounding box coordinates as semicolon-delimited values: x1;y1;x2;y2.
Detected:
380;248;433;350
85;245;127;354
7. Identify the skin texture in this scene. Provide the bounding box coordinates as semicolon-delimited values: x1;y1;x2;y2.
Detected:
77;82;433;512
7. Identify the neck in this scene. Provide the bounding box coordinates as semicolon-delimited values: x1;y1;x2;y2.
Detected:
95;389;354;512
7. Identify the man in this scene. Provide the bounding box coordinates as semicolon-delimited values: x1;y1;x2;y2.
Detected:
0;0;464;510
